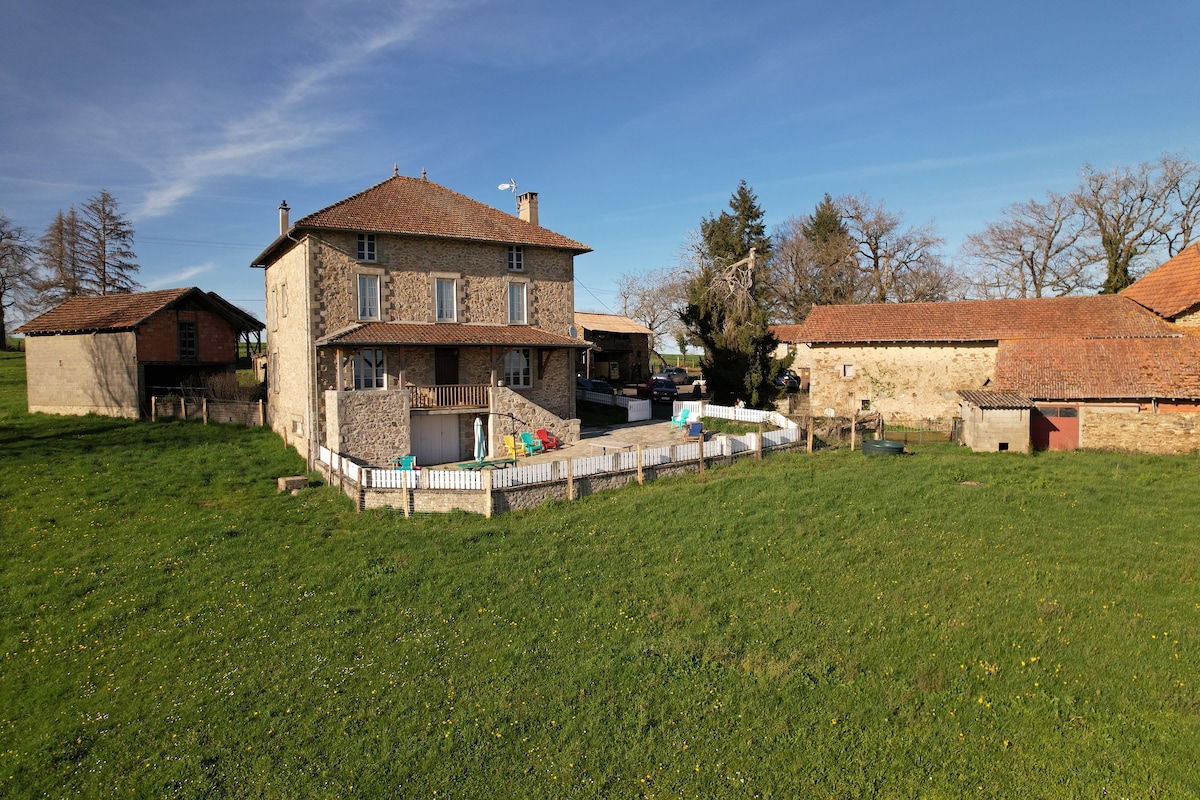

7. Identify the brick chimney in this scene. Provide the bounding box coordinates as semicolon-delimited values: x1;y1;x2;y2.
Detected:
517;192;538;226
279;201;290;236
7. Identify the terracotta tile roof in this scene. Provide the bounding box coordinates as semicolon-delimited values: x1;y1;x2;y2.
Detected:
1120;243;1200;319
994;334;1200;400
770;324;805;342
15;288;265;335
574;312;654;336
956;389;1035;409
292;175;590;253
318;323;587;348
788;294;1177;344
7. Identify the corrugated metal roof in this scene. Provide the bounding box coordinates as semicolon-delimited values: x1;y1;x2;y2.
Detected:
956;389;1036;409
574;312;654;336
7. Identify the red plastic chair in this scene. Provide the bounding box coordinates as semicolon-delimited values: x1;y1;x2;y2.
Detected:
536;428;560;450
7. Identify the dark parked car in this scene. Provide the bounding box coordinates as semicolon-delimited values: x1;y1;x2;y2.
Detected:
577;376;617;395
637;377;679;401
653;366;691;385
775;373;800;393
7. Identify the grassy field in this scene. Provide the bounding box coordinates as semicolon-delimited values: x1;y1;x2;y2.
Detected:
2;349;1198;797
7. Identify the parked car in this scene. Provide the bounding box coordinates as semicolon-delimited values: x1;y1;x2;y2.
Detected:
577;376;617;395
653;366;691;385
637;377;679;402
775;373;800;393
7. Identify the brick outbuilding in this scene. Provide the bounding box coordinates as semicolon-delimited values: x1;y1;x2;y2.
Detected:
16;287;263;418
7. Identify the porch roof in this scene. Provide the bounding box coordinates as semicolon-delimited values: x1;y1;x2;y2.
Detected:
318;322;588;349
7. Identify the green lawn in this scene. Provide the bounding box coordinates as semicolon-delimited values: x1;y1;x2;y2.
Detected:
1;349;1198;797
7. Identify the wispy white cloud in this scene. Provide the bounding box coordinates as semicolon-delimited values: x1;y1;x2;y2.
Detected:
137;0;461;218
144;262;215;289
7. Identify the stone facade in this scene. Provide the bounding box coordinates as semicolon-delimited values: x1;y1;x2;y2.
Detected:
261;205;583;466
1079;407;1200;455
809;343;996;423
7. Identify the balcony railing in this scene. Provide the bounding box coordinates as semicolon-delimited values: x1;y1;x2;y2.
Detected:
410;384;490;410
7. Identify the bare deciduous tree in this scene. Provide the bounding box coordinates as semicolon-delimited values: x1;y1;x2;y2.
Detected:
0;212;37;348
839;193;950;303
615;266;688;354
1075;156;1180;293
963;192;1099;298
34;208;86;309
1159;153;1200;257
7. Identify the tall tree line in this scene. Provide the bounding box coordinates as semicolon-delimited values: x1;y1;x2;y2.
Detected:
0;190;140;346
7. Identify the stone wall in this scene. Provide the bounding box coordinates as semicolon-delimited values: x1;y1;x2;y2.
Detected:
325;388;411;466
1080;407;1200;455
24;331;140;417
263;241;313;458
491;386;580;450
809;342;997;423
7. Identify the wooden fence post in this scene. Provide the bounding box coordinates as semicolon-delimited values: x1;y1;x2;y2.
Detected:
258;399;265;427
850;417;856;452
202;398;208;425
483;468;493;519
151;396;157;422
636;444;644;485
807;417;814;453
566;456;574;501
180;396;186;420
757;423;764;460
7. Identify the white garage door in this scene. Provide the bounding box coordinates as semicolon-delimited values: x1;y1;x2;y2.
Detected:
411;415;460;466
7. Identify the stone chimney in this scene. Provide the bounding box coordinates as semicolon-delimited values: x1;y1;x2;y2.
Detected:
278;201;290;236
517;192;538;226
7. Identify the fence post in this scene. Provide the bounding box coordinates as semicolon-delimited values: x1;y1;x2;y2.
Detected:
807;417;814;453
180;396;187;421
258;399;265;427
483;468;494;519
850;417;856;452
636;444;644;485
757;423;764;460
202;398;208;425
151;396;157;422
566;457;574;501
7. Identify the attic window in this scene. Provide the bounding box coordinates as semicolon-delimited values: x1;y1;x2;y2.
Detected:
357;233;376;262
507;245;523;271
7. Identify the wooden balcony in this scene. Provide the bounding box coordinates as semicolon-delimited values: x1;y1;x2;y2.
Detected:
409;384;490;410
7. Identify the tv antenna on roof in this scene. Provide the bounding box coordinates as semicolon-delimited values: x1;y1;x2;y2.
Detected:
498;179;519;211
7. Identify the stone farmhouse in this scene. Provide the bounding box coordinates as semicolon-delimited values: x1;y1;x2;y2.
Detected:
776;244;1200;453
16;287;263;418
251;173;592;468
574;311;654;384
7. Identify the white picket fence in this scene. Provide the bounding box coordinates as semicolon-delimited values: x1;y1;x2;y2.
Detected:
320;421;800;495
577;389;653;422
672;400;798;430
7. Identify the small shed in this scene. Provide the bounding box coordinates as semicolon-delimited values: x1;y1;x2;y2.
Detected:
16;287;263;418
574;312;654;383
956;389;1036;453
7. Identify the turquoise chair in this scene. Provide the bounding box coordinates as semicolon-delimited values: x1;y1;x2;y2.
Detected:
518;431;544;455
671;408;690;429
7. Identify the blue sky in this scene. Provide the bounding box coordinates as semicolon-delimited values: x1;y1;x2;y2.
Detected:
2;0;1198;326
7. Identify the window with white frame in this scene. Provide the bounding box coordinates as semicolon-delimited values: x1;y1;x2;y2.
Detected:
503;348;532;388
507;281;527;324
358;274;380;320
435;277;457;322
357;233;376;262
353;348;385;390
507;245;523;271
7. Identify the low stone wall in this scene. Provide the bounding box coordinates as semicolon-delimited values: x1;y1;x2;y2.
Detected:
1081;408;1200;455
151;397;265;427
